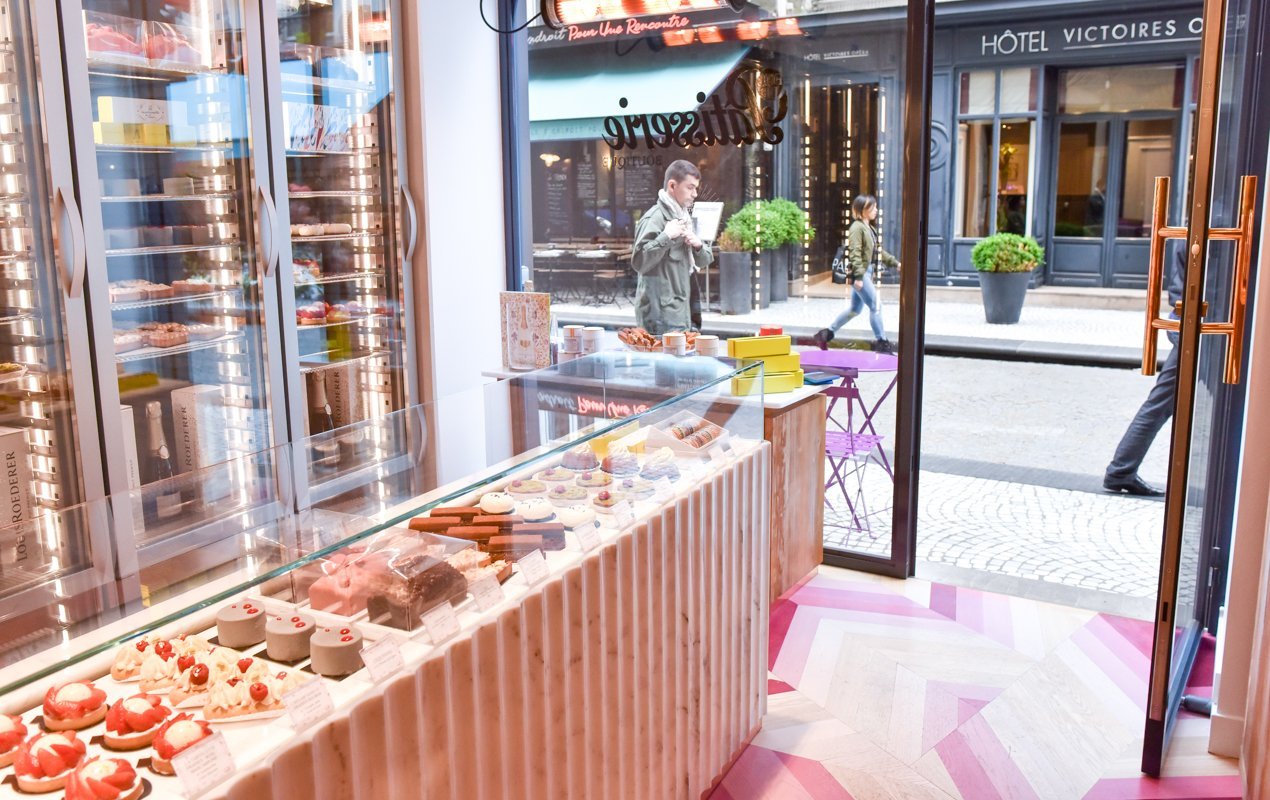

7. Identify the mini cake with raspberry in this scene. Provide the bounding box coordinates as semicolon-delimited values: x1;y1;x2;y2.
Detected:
310;625;364;677
266;612;317;662
533;467;573;482
575;470;612;488
546;484;588;507
103;693;171;751
216;600;266;647
13;730;87;793
0;714;27;767
137;642;181;692
42;682;108;731
109;635;161;681
506;479;546;496
592;490;623;512
65;757;143;800
203;670;307;721
150;714;212;776
167;647;245;707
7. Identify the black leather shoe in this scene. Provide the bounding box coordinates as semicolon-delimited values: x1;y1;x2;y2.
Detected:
1103;475;1165;497
871;338;895;354
813;329;834;350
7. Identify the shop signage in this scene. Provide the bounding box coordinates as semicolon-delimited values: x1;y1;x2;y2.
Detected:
527;8;737;47
536;388;651;419
602;67;787;151
964;12;1203;60
803;47;869;63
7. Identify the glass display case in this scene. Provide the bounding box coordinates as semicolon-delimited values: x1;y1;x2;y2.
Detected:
0;354;763;796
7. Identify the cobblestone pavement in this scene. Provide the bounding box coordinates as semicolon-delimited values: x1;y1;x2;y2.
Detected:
824;470;1164;600
554;294;1161;350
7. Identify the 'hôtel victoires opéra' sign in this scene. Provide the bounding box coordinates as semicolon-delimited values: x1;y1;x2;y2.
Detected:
602;67;788;151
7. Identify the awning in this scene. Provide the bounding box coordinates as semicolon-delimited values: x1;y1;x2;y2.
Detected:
528;44;750;142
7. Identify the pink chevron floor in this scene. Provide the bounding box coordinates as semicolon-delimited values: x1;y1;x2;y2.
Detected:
710;567;1241;799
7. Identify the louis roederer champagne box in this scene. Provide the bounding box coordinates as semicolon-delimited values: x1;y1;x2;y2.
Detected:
327;365;365;430
170;385;229;502
0;426;34;568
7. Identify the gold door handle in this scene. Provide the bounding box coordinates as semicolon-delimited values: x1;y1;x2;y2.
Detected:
1141;175;1257;384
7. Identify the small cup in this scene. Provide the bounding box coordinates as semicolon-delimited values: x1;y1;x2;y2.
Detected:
695;335;719;356
562;324;585;340
663;332;687;357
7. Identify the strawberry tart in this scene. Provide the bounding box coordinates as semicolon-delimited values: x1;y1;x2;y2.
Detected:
64;757;143;800
0;714;27;767
12;730;87;793
202;670;308;720
150;714;211;776
42;682;108;731
102;694;171;751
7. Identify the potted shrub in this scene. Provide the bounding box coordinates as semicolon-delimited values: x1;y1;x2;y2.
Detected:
971;233;1045;324
722;200;815;305
715;230;755;315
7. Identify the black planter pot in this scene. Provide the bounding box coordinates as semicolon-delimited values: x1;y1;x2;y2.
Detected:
763;248;791;302
977;270;1033;324
718;251;759;314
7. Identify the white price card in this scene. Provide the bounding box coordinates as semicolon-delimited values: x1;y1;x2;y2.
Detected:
470;576;505;612
283;678;334;732
709;443;728;463
613;500;636;529
653;477;674;502
518;549;550;586
423;601;461;645
360;636;404;684
576;523;602;553
172;731;235;799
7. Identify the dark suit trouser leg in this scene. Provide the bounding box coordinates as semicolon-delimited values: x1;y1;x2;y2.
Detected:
1106;346;1180;480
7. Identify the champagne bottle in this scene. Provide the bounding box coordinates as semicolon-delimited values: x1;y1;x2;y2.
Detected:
145;401;182;521
309;372;341;472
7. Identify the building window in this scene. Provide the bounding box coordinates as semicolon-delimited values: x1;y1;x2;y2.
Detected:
954;68;1038;240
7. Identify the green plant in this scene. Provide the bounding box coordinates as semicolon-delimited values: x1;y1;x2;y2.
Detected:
971;233;1044;273
722;199;816;252
717;229;745;253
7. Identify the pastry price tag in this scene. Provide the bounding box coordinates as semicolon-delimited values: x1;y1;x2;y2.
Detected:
653;477;674;502
360;636;404;683
422;602;461;645
613;500;636;529
709;444;728;463
171;731;234;799
470;576;505;612
576;523;602;553
518;549;550;586
283;679;334;732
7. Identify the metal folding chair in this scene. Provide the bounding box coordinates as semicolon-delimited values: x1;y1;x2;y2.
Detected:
822;384;888;540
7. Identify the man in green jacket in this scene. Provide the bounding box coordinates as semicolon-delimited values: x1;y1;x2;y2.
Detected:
632;160;712;335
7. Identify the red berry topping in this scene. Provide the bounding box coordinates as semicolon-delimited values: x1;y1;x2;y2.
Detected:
247;607;259;614
581;472;592;479
249;683;268;702
242;602;252;609
135;640;149;652
237;658;252;673
276;672;287;679
190;664;209;685
340;628;350;635
154;641;173;658
341;636;353;642
291;616;301;622
177;655;194;672
598;491;611;500
227;678;241;686
294;622;306;628
323;628;332;633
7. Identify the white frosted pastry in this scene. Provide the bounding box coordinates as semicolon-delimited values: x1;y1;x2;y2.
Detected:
110;635;160;680
516;498;554;522
138;652;179;691
557;505;598;531
479;492;515;515
446;549;490;573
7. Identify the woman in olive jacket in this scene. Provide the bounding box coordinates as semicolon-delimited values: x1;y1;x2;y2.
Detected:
813;194;899;352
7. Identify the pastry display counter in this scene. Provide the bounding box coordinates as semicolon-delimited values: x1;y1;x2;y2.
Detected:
0;355;770;799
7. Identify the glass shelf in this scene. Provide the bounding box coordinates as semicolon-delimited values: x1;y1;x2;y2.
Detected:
288;189;379;199
286;148;380;158
295;270;384;286
295;313;387;331
298;349;387;374
96;142;234;155
0;311;32;326
101;192;236;204
110;288;241;312
291;232;380;243
106;241;241;258
86;57;228;82
115;331;244;363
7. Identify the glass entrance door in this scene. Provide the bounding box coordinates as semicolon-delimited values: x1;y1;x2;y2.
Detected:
1141;0;1259;776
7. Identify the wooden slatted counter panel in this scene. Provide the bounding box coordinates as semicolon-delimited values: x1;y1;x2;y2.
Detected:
212;444;770;800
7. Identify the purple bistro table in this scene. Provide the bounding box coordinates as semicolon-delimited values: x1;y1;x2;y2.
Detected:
798;348;899;476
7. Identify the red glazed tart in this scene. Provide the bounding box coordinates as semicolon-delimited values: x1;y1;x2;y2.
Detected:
150;713;212;776
13;730;87;793
103;693;171;751
65;757;143;800
42;682;108;731
0;714;27;767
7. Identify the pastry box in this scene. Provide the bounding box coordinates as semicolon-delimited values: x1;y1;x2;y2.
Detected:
643;411;729;455
83;11;148;66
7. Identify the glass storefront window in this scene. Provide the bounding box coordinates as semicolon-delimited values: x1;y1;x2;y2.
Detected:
954;69;1037;239
998;120;1033;235
999;68;1038;114
1118;118;1178;238
956;120;993;238
1059;64;1184;113
1054;120;1110;237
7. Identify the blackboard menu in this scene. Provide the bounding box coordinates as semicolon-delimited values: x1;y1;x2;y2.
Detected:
544;167;572;227
623;163;658;213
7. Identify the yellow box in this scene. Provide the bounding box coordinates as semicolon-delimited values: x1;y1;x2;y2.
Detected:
98;96;170;124
732;370;805;396
93;121;142;146
139;124;170;147
727;335;792;359
741;352;802;374
585;421;639;459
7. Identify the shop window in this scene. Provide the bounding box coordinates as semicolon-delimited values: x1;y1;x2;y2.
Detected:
954;69;1038;239
1058;64;1184;114
1053;120;1110;237
1118;118;1178;238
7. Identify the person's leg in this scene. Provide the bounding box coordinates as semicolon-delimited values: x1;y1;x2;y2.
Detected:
858;275;886;340
1105;346;1179;483
816;285;865;348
